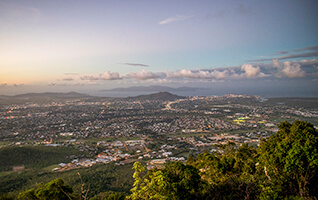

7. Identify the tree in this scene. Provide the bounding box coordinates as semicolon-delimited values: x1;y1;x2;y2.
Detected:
18;178;78;200
90;191;126;200
258;120;318;198
193;144;259;199
128;161;203;200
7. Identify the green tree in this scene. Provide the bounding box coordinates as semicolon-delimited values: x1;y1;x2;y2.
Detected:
18;178;78;200
90;191;126;200
193;143;259;199
128;161;203;200
258;120;318;198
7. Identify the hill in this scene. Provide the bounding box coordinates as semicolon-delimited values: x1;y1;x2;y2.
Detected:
0;146;84;172
14;92;90;98
102;85;206;93
0;92;90;105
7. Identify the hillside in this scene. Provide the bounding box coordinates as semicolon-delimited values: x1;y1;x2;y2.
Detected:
14;92;90;98
0;92;90;105
102;85;206;93
0;146;84;172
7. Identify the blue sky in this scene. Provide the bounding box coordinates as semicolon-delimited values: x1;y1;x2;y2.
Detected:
0;0;317;96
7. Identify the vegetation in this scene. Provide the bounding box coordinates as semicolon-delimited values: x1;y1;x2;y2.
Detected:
0;163;134;199
258;120;318;198
18;178;78;200
1;120;317;199
0;146;84;172
128;120;317;199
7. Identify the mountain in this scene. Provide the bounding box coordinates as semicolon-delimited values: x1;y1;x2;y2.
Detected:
126;91;185;101
102;85;207;93
0;92;91;105
14;92;90;98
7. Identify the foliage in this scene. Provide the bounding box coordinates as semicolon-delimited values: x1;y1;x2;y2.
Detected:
128;121;317;199
18;178;78;200
192;142;260;199
128;161;203;200
0;163;134;199
4;120;318;199
90;191;126;200
258;120;318;198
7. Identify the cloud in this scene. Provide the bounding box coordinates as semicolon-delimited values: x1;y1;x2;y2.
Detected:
276;52;318;61
80;71;121;81
164;61;310;81
0;83;26;88
241;64;260;78
62;78;74;81
75;59;315;85
120;63;149;67
0;83;8;87
293;45;318;52
246;45;318;62
127;69;163;80
273;59;306;78
277;51;288;55
166;69;228;79
240;64;269;78
159;14;194;25
299;59;318;65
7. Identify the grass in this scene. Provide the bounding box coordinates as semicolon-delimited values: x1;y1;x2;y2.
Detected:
2;162;135;199
0;145;83;172
41;164;60;172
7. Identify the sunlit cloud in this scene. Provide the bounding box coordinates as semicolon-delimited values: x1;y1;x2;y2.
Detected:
273;60;306;78
127;69;163;80
159;14;194;25
74;59;316;84
80;71;121;81
165;69;228;79
62;78;74;81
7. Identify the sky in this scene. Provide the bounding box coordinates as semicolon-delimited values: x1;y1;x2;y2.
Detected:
0;0;318;97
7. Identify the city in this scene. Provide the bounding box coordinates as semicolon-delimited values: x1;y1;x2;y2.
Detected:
1;92;317;173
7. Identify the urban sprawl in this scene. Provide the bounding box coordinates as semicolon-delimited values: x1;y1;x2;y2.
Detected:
1;93;317;171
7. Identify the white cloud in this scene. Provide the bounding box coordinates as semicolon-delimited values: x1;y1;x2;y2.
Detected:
159;15;194;25
166;69;228;79
241;64;260;78
240;64;269;78
101;71;120;80
210;70;229;79
127;69;162;80
273;59;306;78
80;71;121;81
77;59;314;85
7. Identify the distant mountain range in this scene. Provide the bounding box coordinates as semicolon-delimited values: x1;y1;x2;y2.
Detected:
0;91;185;104
13;92;90;98
126;91;184;101
102;85;208;93
0;92;91;104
